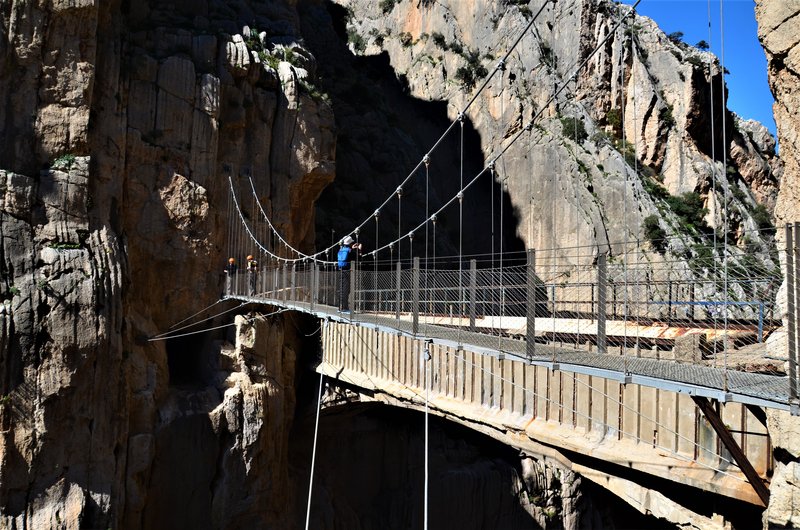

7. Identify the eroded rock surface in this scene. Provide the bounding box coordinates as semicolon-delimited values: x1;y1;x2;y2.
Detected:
0;0;332;527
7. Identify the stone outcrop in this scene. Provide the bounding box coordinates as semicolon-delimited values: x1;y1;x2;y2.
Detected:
0;0;333;527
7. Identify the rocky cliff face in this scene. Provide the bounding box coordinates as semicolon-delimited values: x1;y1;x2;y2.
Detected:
0;0;332;527
325;0;781;278
0;0;794;527
756;1;799;230
754;3;800;528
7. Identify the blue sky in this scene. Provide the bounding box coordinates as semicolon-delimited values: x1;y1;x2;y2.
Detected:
619;0;777;138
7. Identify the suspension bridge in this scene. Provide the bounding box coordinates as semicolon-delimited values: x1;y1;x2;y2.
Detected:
183;0;800;524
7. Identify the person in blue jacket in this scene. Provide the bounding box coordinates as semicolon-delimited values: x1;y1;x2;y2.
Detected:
337;235;361;312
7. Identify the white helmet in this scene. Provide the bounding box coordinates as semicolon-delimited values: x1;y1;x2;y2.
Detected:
342;235;354;246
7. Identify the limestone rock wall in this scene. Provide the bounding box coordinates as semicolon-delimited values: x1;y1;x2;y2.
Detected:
754;3;800;528
332;0;780;269
757;1;800;229
0;0;333;527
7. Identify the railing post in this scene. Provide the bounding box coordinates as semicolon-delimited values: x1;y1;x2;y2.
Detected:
311;263;318;311
396;260;402;323
291;263;297;302
788;223;799;408
282;264;288;302
350;261;357;313
469;259;477;332
597;253;607;354
412;257;420;335
526;249;536;360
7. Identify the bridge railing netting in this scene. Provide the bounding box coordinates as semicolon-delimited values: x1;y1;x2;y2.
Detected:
226;230;800;406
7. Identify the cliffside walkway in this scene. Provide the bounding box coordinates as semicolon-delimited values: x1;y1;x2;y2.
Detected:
225;255;793;412
225;268;778;509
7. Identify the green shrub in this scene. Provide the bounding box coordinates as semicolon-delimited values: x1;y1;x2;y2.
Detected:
659;104;675;128
686;55;704;68
606;108;621;130
540;43;555;69
666;192;708;233
399;32;413;47
431;32;446;49
560;117;587;143
752;203;775;236
380;0;397;13
643;215;667;253
52;153;76;170
667;31;684;44
454;49;488;89
347;29;366;53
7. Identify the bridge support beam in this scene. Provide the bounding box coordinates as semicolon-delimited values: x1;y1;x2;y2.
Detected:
692;396;770;507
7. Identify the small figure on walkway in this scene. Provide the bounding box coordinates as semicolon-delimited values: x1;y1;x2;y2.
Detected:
224;257;238;296
337;235;361;313
246;254;259;296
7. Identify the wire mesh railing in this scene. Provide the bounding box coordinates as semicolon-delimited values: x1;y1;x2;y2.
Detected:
225;231;800;407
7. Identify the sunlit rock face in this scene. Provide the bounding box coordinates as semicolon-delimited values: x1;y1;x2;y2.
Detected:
321;0;780;267
755;2;800;528
0;0;792;527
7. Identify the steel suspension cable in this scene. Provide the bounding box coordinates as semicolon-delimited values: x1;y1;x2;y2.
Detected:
458;116;465;347
228;1;554;266
719;0;730;389
304;370;325;530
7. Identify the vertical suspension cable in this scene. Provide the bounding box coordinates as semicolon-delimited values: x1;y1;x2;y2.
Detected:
620;16;631;364
571;79;580;349
424;157;431;336
397;187;403;268
423;342;430;530
491;164;497;334
304;371;324;530
499;59;506;348
708;0;720;367
458;115;465;346
375;210;380;325
629;21;641;355
719;0;730;388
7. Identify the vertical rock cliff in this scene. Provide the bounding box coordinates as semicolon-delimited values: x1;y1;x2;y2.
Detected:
755;3;800;528
0;0;333;527
323;0;780;282
0;0;795;528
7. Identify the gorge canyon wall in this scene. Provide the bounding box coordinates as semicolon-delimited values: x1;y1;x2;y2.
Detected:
0;0;797;528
